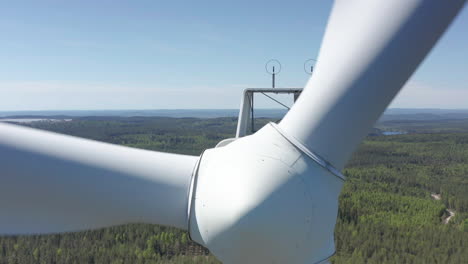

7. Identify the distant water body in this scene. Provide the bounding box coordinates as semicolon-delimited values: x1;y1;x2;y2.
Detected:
0;118;72;123
382;131;407;136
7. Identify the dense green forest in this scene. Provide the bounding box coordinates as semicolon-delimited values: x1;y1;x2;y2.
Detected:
1;116;467;263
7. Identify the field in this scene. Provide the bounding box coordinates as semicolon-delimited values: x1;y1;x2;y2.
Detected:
0;116;467;263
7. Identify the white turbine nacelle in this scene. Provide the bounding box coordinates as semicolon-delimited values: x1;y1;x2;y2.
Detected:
189;123;344;263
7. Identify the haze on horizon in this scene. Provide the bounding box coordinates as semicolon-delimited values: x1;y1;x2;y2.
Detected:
1;1;467;111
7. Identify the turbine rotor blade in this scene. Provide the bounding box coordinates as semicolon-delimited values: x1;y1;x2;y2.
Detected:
0;122;198;235
280;0;465;169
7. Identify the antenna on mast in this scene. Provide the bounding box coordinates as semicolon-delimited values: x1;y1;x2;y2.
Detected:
304;59;316;75
265;59;281;88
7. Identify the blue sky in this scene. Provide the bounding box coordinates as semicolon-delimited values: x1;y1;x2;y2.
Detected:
0;1;466;110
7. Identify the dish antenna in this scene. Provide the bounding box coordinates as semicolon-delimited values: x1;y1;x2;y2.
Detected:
0;1;464;263
265;59;281;88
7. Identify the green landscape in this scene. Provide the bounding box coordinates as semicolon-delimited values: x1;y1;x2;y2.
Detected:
1;116;467;263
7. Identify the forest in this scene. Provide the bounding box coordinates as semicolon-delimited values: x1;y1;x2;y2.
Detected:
0;116;467;263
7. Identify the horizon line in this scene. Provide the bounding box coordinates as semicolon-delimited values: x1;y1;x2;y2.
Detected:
1;107;468;112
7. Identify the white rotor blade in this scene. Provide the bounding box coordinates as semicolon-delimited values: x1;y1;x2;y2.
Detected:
280;0;465;169
0;122;198;235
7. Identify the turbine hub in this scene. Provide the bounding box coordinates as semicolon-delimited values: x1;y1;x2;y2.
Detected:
188;123;344;264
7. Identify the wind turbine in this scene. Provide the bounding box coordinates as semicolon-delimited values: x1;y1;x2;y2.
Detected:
0;1;464;263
